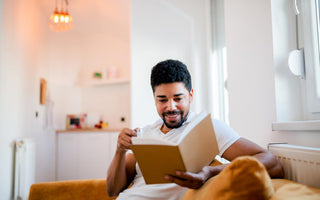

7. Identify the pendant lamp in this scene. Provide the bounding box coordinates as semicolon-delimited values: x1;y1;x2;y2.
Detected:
49;0;73;32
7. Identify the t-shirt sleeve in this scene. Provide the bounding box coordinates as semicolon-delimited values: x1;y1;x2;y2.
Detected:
212;119;240;156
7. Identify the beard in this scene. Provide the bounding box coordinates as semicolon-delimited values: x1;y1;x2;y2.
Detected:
162;110;187;129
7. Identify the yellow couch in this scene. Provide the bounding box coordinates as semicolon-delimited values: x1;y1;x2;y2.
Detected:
28;179;320;200
28;157;320;200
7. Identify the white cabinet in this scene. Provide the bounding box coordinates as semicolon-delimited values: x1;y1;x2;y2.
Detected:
56;131;119;181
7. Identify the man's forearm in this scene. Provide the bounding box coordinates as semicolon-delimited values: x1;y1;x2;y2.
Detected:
207;152;284;180
106;150;128;197
252;152;284;178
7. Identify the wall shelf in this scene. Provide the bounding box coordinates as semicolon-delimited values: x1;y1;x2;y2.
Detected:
83;78;130;87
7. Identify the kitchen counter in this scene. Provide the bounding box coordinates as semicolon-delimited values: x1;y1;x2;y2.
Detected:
56;128;122;133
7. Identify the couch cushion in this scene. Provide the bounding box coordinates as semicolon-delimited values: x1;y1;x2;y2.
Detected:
183;156;274;200
270;179;320;200
28;179;114;200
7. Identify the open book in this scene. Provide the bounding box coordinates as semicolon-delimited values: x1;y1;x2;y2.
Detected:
131;112;219;184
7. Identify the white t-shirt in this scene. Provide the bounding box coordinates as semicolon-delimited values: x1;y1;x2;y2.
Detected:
116;112;240;200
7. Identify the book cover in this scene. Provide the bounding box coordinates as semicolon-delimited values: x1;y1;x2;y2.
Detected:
131;112;219;184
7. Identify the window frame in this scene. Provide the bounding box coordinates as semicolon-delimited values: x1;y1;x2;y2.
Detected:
302;0;320;115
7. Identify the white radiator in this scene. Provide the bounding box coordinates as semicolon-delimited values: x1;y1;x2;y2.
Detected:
268;143;320;188
14;138;35;200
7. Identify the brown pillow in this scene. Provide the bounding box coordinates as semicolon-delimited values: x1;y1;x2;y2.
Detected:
183;156;274;200
270;181;320;200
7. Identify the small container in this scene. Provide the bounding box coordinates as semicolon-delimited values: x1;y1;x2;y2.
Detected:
102;68;108;79
108;66;117;79
102;122;109;129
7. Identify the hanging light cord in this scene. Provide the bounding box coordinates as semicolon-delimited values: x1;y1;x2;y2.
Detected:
65;0;69;11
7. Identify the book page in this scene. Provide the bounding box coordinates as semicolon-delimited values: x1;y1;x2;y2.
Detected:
177;112;207;144
178;113;219;172
132;136;175;146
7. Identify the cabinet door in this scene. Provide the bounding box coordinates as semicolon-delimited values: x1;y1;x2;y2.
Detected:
56;133;79;180
56;132;119;181
105;132;119;169
77;133;110;179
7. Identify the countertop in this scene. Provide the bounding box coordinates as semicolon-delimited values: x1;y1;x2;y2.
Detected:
56;128;122;133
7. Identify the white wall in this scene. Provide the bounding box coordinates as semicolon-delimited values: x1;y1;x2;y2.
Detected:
82;84;130;128
224;0;320;148
0;0;130;199
0;0;55;199
39;0;131;130
130;0;211;128
224;0;276;147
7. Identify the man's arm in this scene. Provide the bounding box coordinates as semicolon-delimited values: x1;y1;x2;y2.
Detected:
165;137;284;189
106;128;137;197
222;137;284;178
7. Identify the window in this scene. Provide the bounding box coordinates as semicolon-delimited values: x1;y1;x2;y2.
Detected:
315;0;320;97
271;0;320;130
210;0;229;123
303;0;320;116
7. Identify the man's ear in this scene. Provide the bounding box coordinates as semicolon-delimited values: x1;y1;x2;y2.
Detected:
189;89;194;103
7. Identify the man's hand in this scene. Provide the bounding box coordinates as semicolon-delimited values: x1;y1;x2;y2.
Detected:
164;171;206;189
117;128;138;153
164;165;225;189
163;166;212;189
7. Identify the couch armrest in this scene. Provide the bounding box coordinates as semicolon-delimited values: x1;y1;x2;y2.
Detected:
28;179;115;200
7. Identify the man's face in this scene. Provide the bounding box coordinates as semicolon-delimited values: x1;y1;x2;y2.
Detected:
153;82;193;133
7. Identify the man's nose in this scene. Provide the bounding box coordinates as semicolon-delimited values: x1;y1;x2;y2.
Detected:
167;99;177;110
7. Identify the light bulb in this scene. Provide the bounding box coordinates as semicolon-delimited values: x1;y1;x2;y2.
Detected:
54;14;59;23
65;15;69;23
49;8;61;32
60;14;65;23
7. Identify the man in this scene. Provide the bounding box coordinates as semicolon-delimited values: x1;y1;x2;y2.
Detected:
106;59;284;199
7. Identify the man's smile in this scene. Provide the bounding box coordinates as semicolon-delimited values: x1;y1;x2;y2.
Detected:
163;111;183;121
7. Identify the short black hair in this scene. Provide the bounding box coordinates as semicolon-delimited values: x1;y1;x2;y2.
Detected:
150;59;192;93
